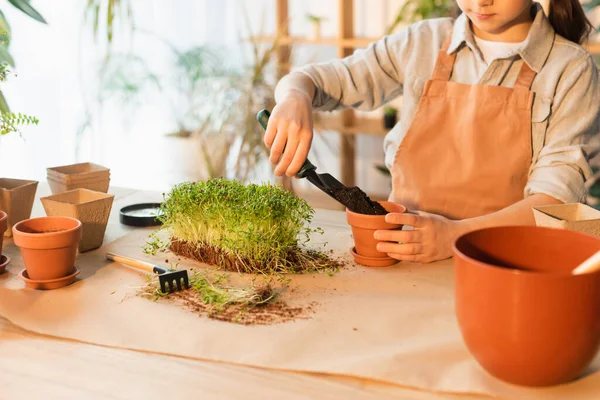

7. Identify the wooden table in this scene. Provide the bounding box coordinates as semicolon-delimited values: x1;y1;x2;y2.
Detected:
0;184;490;400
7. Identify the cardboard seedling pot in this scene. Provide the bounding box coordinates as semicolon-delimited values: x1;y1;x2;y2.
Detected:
47;162;110;194
41;188;114;252
0;178;38;238
533;203;600;237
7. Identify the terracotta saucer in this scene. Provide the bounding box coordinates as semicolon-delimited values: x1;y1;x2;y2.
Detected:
19;266;81;290
350;247;398;267
0;255;10;274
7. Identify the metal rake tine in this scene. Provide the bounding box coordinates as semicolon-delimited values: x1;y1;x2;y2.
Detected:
160;279;168;294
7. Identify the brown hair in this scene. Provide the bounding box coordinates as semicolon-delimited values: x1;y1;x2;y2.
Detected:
548;0;595;44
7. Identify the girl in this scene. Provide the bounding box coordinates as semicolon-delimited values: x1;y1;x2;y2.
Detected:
264;0;600;263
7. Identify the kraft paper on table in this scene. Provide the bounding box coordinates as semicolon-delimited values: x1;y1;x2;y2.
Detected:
0;211;598;400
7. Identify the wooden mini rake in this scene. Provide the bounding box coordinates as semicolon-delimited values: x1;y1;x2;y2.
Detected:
106;252;190;293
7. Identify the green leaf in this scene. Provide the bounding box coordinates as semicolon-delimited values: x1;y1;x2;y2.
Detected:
0;47;15;67
584;0;600;12
0;11;11;46
8;0;47;24
0;90;10;114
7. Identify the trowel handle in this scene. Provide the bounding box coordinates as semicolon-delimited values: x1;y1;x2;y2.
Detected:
572;249;600;275
256;109;316;178
106;252;167;274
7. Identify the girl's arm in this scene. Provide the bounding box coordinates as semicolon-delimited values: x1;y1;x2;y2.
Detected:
265;20;453;176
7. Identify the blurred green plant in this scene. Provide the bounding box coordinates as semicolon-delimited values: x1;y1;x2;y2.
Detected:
0;0;45;134
97;10;283;182
385;0;456;34
584;0;600;33
85;0;133;58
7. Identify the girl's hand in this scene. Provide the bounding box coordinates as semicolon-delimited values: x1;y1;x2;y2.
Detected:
374;210;464;263
264;91;314;177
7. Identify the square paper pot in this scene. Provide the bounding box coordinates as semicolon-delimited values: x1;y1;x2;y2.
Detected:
533;203;600;237
47;162;110;194
47;176;110;194
0;178;38;238
41;188;115;252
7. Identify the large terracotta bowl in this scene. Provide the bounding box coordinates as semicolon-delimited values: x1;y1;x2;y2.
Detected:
453;226;600;387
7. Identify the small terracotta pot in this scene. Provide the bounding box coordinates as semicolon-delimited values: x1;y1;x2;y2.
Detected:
41;188;114;252
0;178;38;237
346;201;406;259
454;226;600;387
13;216;82;281
350;247;398;267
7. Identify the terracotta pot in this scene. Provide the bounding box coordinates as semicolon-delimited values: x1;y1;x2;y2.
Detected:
0;178;38;237
19;266;80;290
346;201;406;265
350;247;398;267
41;188;114;252
47;162;110;194
13;216;82;281
0;210;6;255
453;226;600;387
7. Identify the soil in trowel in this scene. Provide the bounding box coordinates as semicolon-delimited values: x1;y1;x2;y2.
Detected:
331;186;387;215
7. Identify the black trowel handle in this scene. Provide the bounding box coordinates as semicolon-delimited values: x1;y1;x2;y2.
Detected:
256;109;316;179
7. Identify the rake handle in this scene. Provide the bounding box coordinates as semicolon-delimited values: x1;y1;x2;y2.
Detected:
106;252;167;274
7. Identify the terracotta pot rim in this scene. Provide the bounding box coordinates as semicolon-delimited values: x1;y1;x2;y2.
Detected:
453;225;600;278
13;216;82;237
0;210;6;222
346;201;406;219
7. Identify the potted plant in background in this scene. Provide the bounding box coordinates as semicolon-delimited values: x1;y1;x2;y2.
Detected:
306;14;326;39
384;0;456;34
94;16;283;183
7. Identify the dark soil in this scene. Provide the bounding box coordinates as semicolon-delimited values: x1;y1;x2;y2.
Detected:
331;186;387;215
169;289;315;325
170;240;346;274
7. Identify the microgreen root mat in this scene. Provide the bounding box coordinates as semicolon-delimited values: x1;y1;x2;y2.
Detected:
0;220;598;399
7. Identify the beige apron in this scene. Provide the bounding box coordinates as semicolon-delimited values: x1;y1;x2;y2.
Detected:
391;34;536;220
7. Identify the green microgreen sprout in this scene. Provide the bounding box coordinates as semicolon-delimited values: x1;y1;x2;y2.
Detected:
155;179;341;276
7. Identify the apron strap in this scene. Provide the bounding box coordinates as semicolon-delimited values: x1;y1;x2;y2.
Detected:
513;61;537;89
431;33;456;81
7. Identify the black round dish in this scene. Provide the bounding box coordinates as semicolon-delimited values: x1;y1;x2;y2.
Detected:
119;203;163;227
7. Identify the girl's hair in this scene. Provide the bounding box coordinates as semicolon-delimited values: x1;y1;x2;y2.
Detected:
548;0;595;44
